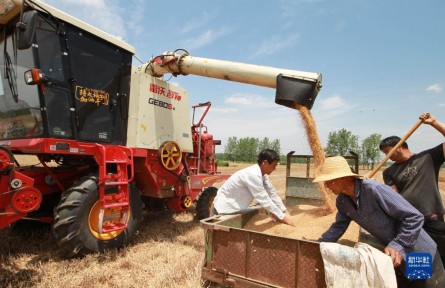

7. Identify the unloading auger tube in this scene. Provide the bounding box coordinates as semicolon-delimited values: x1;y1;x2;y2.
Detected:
144;49;323;110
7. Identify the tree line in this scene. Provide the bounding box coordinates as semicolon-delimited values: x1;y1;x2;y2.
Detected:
218;129;383;169
325;129;382;169
217;137;281;163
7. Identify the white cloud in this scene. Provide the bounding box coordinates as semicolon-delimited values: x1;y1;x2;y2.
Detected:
253;34;299;57
211;107;238;113
181;27;231;50
42;0;127;40
280;0;328;18
298;0;327;3
55;0;105;6
180;11;217;34
313;95;356;121
426;84;442;93
334;19;348;32
317;96;351;111
125;0;145;37
439;103;445;107
224;94;269;106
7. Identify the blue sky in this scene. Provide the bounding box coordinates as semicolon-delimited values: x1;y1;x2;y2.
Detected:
42;0;445;155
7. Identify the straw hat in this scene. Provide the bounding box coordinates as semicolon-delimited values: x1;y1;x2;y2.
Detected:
313;156;361;182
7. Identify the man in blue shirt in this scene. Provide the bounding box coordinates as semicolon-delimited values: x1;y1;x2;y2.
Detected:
314;156;444;287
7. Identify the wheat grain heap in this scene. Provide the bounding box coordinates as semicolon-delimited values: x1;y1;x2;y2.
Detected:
244;104;359;244
244;205;360;245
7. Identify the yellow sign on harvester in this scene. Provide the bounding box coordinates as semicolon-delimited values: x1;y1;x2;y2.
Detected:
75;86;109;106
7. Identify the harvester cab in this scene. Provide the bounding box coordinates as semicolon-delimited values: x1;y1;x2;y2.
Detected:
1;4;133;145
0;0;322;257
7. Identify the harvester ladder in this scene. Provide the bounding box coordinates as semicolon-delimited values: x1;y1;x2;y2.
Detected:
95;144;134;234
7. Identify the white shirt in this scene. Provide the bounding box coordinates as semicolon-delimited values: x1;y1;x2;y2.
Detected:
213;164;286;219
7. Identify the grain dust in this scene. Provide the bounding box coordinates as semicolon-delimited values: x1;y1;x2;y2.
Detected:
293;103;334;213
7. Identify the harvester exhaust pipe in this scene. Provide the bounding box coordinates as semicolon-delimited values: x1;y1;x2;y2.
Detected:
144;49;322;110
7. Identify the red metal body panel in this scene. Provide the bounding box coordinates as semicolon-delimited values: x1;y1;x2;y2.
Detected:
0;129;229;228
0;170;37;228
0;96;229;230
132;147;229;211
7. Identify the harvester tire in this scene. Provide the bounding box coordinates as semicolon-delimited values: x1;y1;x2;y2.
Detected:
52;176;143;257
196;187;217;220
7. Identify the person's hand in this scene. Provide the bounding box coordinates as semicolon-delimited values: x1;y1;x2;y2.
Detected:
419;112;436;125
281;213;296;227
269;211;295;227
268;213;278;222
384;246;402;267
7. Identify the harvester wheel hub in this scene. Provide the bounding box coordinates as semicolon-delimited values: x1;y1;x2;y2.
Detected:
11;187;42;213
158;141;182;171
88;198;128;240
182;196;192;208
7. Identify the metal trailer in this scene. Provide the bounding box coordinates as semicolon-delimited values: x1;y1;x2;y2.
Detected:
200;207;326;288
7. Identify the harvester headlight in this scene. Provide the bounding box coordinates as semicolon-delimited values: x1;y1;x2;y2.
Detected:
24;68;49;85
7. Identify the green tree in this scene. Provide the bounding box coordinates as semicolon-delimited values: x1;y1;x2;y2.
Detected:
258;137;271;152
325;129;359;156
236;137;259;162
271;139;281;157
361;133;382;169
224;136;238;162
223;136;282;163
258;137;281;156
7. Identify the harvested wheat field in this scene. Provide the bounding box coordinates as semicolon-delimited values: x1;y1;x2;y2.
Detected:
0;161;444;287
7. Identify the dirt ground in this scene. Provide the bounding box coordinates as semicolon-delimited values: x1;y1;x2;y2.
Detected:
0;160;444;287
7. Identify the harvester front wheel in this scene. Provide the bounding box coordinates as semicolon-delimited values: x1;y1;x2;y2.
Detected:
196;187;218;220
52;176;143;257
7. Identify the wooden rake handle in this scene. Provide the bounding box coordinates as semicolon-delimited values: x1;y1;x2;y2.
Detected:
366;119;423;179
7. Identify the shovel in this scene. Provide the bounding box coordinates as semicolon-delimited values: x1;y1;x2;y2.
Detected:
366;119;423;179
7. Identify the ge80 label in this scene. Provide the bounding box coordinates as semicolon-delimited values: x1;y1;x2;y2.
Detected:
148;98;174;110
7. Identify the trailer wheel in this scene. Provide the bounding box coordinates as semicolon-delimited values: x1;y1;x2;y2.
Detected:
52;176;143;257
196;187;218;220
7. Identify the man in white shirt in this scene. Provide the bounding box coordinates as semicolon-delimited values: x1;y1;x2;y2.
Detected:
213;149;295;226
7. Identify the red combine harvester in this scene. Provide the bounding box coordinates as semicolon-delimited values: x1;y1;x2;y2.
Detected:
0;0;322;256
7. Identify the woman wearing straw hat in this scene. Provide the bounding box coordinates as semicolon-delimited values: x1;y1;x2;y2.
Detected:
314;156;444;287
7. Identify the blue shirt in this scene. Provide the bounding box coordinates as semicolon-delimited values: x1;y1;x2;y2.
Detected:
319;178;436;260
